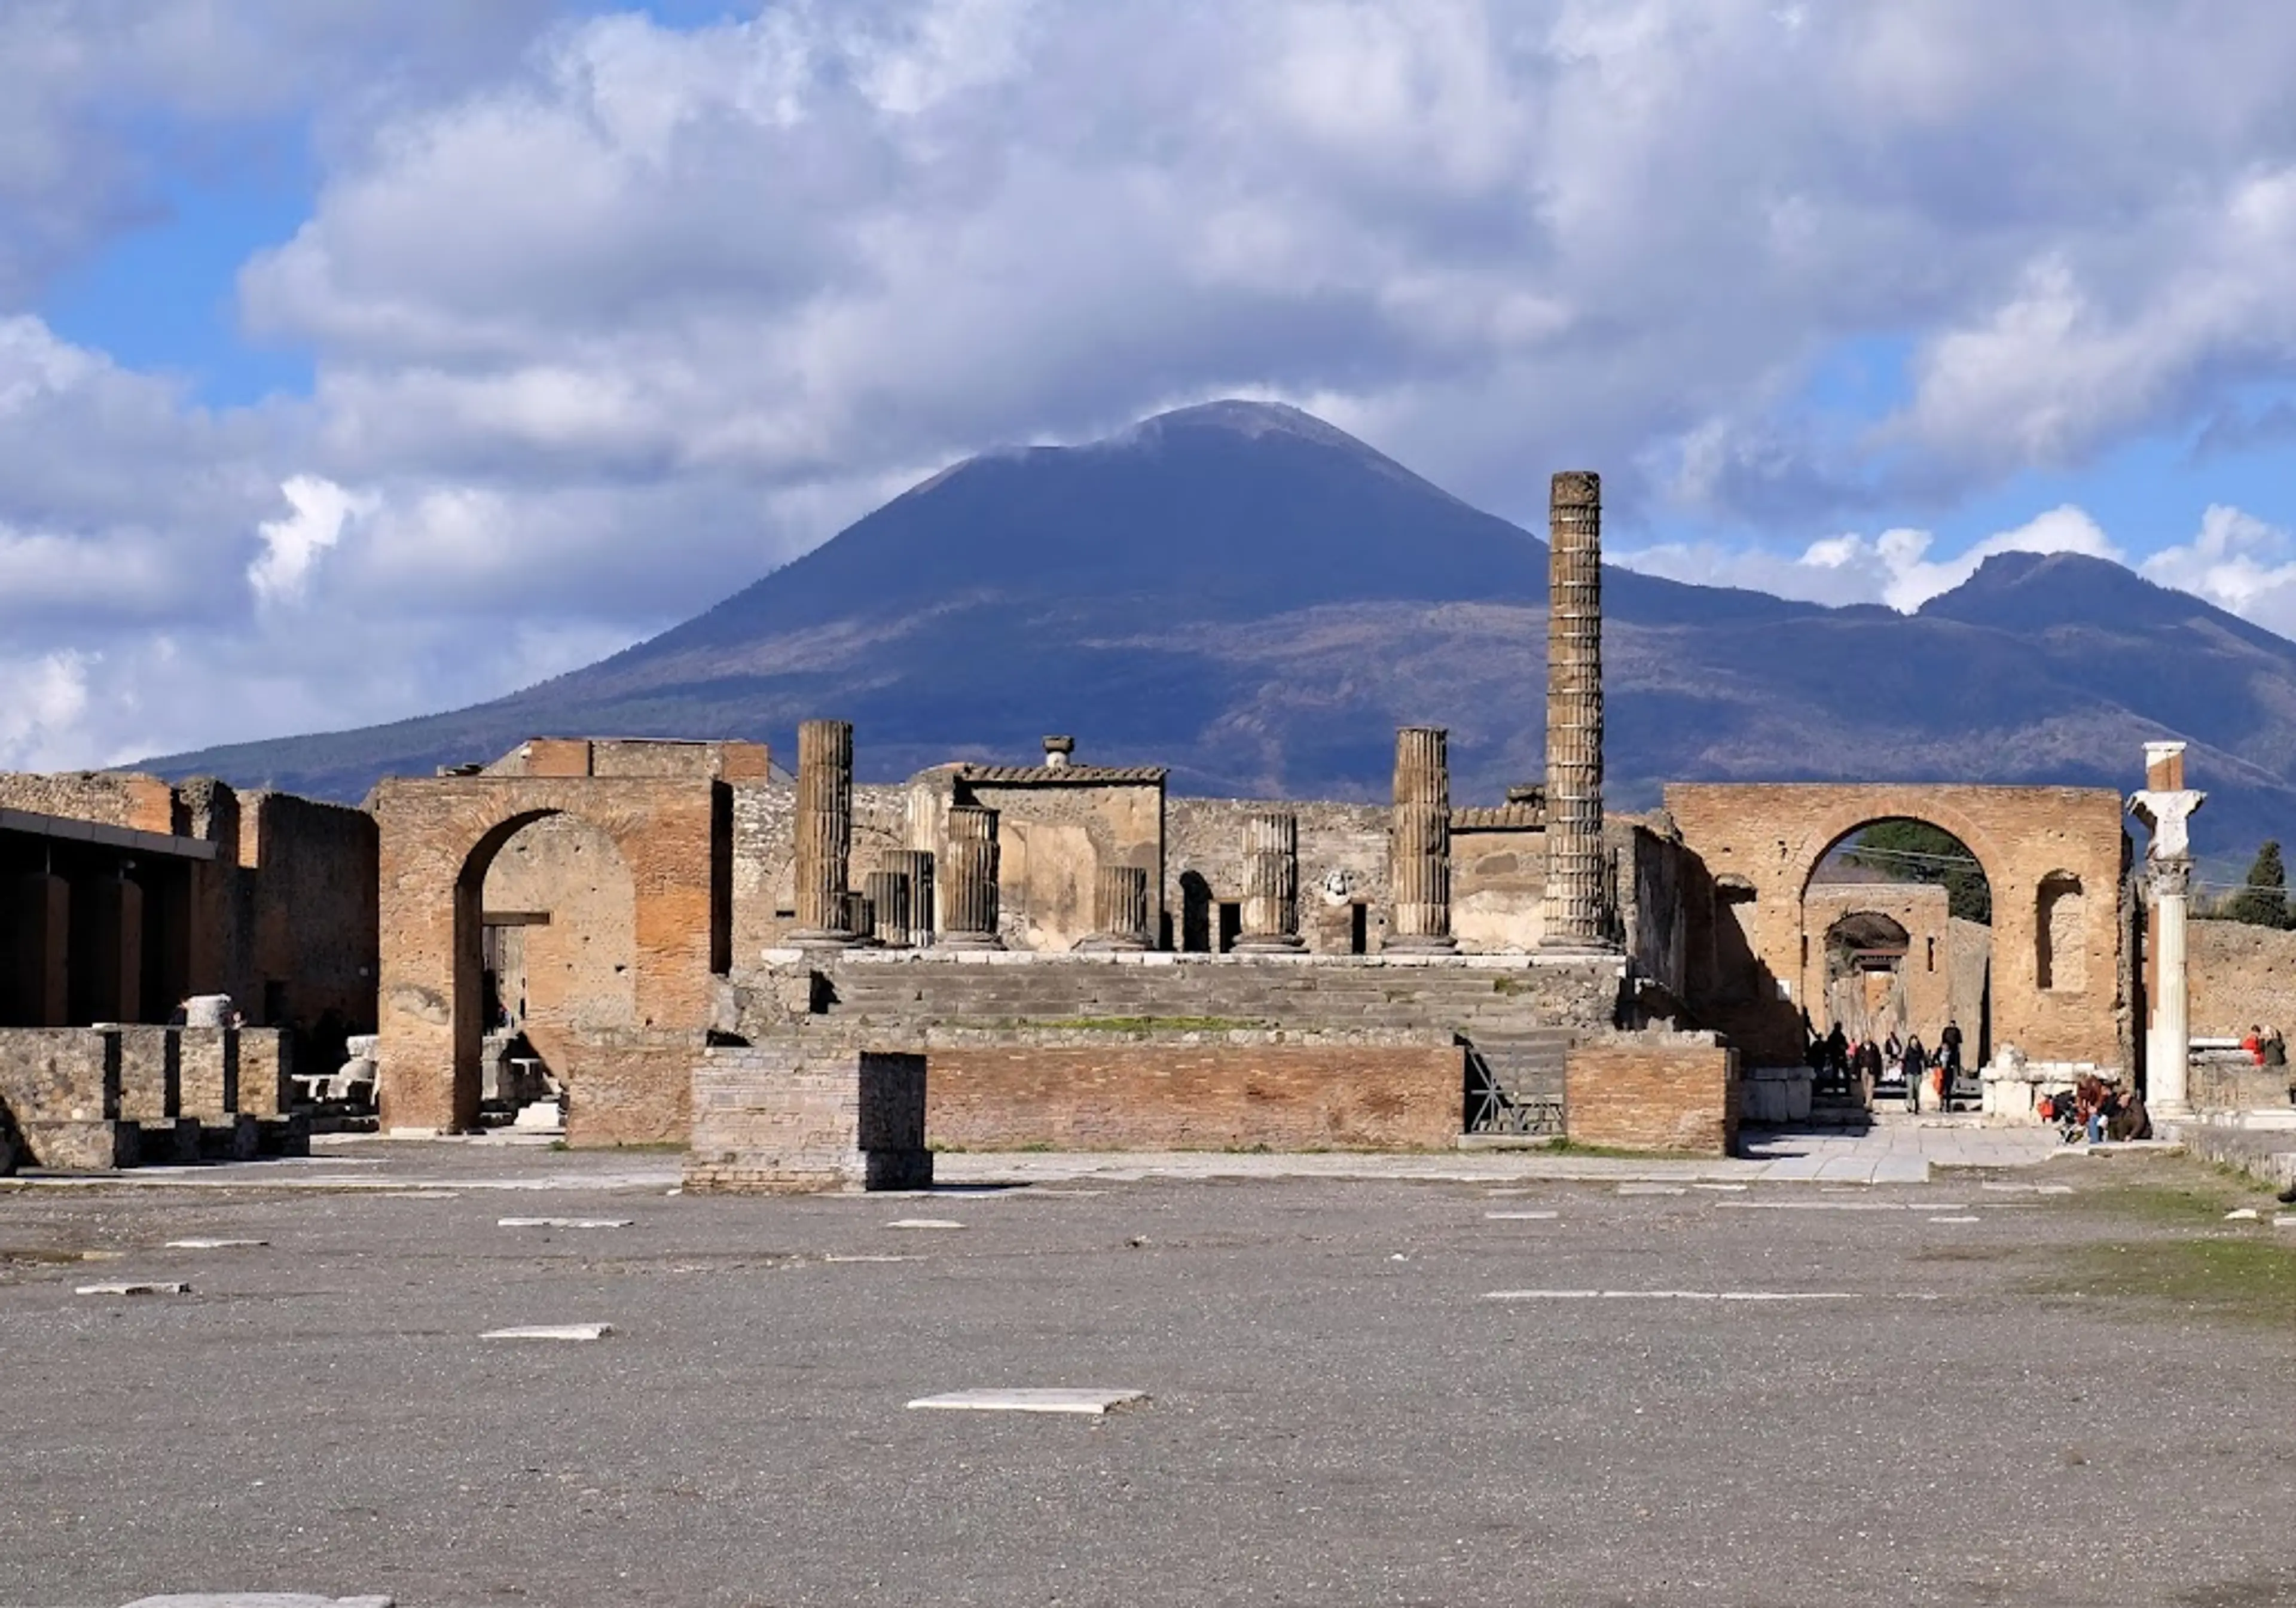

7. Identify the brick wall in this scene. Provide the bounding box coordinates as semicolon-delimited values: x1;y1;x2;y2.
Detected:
2190;919;2296;1040
925;1038;1463;1151
561;1032;702;1146
1564;1038;1739;1155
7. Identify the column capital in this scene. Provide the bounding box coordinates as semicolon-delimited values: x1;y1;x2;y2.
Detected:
2146;858;2193;899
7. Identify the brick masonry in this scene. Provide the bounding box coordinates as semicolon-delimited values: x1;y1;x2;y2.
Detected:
685;1044;931;1192
924;1038;1464;1151
1564;1038;1741;1155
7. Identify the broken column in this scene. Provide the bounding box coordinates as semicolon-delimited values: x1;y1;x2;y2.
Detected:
1081;865;1152;951
939;805;1004;950
2130;740;2205;1119
1385;727;1456;953
791;719;857;945
863;869;913;948
1235;811;1303;951
1543;469;1609;950
887;849;935;947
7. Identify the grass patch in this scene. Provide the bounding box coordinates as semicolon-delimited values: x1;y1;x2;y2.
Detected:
1540;1136;1707;1161
2031;1237;2296;1326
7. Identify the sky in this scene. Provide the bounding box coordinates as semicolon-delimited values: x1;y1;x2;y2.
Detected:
8;0;2296;770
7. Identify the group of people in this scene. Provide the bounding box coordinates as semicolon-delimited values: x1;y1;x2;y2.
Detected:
1803;1014;1969;1112
2037;1075;2150;1145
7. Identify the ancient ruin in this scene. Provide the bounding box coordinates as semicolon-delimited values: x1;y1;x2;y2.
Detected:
0;467;2244;1186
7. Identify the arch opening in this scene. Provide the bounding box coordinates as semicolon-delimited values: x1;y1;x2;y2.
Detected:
1806;818;1992;1110
451;809;636;1130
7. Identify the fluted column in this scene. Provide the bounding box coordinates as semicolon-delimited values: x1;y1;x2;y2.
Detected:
841;892;876;947
886;850;935;947
1385;727;1455;953
1543;471;1608;950
1235;811;1303;951
792;719;856;944
863;870;912;948
939;805;1004;950
1080;865;1152;951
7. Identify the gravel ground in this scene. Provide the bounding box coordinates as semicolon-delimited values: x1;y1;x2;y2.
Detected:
1;1142;2290;1608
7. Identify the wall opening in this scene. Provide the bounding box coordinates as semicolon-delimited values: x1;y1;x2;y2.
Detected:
2037;872;2086;992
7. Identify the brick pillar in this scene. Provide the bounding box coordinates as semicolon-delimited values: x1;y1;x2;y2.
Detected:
9;872;69;1026
792;719;857;944
939;805;1003;950
1385;727;1455;953
863;870;912;947
1080;865;1152;951
1543;469;1609;950
1235;811;1303;952
887;850;935;947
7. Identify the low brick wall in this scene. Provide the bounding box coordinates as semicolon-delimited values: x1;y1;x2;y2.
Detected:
925;1038;1464;1152
1564;1038;1739;1156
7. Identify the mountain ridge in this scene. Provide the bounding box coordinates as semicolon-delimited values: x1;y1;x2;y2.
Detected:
144;401;2296;868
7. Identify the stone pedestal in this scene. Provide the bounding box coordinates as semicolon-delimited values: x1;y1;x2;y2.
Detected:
887;850;935;947
1385;727;1455;953
685;1045;932;1193
863;870;914;948
1235;811;1303;951
790;719;858;945
1543;469;1609;950
939;805;1004;950
1080;865;1152;951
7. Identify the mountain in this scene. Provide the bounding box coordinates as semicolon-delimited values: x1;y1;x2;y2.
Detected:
147;400;2296;869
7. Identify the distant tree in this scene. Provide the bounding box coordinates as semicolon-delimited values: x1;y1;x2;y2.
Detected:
2225;840;2294;929
1842;819;1992;924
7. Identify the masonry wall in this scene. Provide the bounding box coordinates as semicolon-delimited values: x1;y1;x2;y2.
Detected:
0;773;176;834
1564;1038;1739;1155
2189;919;2296;1041
481;813;640;1079
960;779;1164;953
1166;797;1390;954
926;1037;1464;1151
235;791;378;1032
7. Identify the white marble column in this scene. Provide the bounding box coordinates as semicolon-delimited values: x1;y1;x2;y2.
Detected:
2147;859;2192;1118
2130;740;2204;1119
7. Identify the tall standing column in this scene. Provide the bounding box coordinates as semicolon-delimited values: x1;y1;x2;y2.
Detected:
791;719;857;944
887;850;935;947
1385;727;1456;953
1543;469;1609;950
2130;741;2204;1118
1080;865;1152;951
939;805;1004;950
1235;811;1303;951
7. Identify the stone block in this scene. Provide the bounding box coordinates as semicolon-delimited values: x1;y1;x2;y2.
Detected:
148;1116;201;1164
20;1118;141;1171
176;1028;239;1120
685;1046;932;1193
258;1113;312;1158
197;1115;261;1161
0;1027;123;1122
116;1027;181;1122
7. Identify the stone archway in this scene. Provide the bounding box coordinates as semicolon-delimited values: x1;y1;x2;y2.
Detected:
1666;783;2127;1073
373;774;725;1140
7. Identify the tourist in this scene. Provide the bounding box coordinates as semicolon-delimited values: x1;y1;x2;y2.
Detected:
1940;1019;1965;1075
1901;1035;1928;1111
1884;1030;1903;1064
1825;1023;1850;1084
2109;1086;2151;1142
2264;1027;2287;1070
1858;1037;1884;1100
2243;1026;2266;1066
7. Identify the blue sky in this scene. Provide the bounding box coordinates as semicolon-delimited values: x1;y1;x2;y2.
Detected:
8;1;2296;776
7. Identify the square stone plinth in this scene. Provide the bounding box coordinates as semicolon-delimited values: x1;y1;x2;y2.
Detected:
685;1046;932;1194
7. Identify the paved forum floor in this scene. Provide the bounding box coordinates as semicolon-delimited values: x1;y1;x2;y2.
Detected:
2;1137;2291;1607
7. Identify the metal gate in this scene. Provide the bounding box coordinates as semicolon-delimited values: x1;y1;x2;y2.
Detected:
1463;1032;1567;1136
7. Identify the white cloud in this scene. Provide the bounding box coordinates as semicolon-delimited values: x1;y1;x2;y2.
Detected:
0;650;93;770
249;475;373;606
1617;505;2123;613
2141;505;2296;639
10;3;2296;769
